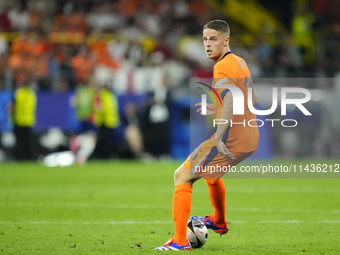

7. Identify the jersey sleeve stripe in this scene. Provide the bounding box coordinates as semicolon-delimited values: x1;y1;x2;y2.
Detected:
220;89;230;101
201;147;219;170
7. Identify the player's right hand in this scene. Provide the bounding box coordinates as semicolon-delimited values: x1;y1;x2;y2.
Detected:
195;103;215;116
215;140;235;160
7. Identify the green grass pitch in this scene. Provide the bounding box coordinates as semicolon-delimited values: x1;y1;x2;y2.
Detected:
0;159;339;254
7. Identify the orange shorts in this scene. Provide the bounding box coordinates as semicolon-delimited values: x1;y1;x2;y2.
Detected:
184;139;255;184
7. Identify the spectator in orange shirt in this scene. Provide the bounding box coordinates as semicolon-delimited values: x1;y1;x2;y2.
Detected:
89;30;119;70
29;31;50;57
53;3;87;34
66;6;87;34
88;30;106;60
116;0;139;19
8;51;34;83
10;31;30;55
71;44;96;84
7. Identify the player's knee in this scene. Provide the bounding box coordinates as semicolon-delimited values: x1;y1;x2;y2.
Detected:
174;165;197;185
174;168;183;184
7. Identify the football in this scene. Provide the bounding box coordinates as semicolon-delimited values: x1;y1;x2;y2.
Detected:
187;218;209;248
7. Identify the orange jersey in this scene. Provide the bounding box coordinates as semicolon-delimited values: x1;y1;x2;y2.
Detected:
211;52;259;153
184;52;259;182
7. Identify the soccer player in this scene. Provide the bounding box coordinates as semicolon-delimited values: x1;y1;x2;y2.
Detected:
154;20;259;251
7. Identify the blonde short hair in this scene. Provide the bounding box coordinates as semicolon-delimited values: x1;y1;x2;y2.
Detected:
203;20;230;37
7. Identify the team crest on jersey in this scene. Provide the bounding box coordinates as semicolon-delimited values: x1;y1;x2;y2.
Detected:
238;60;246;68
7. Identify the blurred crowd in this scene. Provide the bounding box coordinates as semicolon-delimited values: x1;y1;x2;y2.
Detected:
0;0;339;93
0;0;340;161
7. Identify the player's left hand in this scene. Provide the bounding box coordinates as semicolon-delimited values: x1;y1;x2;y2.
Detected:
195;103;215;116
215;139;235;160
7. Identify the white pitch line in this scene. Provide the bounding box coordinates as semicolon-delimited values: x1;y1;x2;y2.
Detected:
0;202;170;209
0;220;339;225
260;220;340;224
0;221;173;225
1;202;339;215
